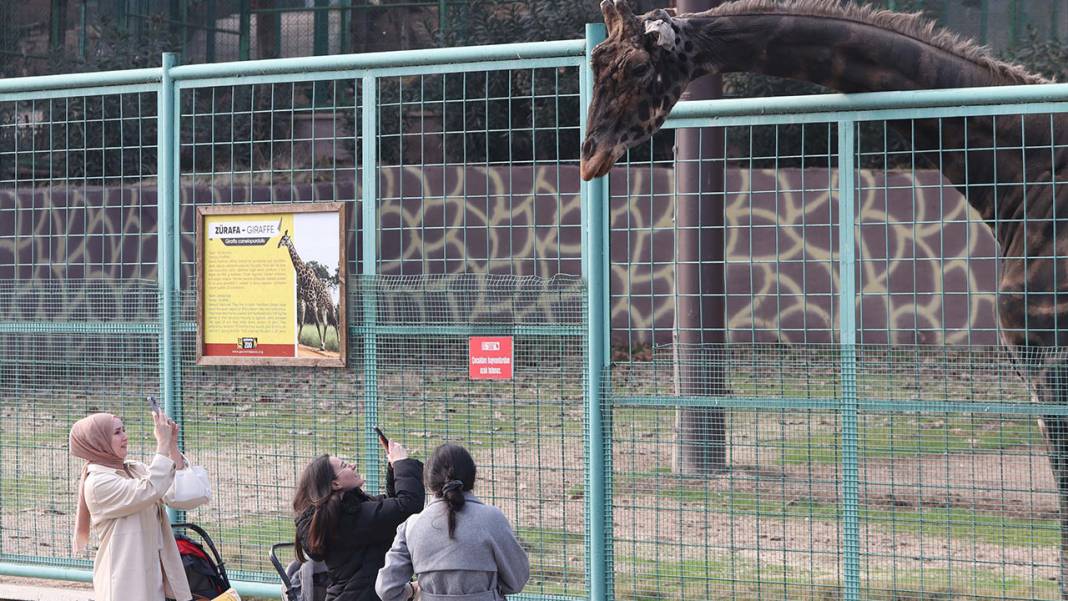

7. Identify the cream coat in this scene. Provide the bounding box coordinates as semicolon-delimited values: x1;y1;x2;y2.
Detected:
84;453;204;601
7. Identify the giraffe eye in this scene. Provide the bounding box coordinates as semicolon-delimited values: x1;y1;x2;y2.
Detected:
628;63;650;78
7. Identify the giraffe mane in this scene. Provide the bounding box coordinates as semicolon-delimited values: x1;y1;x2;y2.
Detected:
701;0;1049;85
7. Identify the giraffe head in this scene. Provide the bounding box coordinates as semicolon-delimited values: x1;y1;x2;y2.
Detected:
581;0;700;181
277;229;291;248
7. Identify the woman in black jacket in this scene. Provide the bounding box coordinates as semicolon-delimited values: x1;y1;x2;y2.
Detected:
293;441;424;601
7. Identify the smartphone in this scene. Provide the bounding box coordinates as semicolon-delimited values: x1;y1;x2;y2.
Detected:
373;426;389;450
147;395;161;414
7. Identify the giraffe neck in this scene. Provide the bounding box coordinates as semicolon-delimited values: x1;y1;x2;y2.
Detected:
285;242;304;271
678;10;1062;249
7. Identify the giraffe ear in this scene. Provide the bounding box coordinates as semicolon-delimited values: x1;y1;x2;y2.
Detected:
643;19;677;51
600;0;621;35
604;0;641;40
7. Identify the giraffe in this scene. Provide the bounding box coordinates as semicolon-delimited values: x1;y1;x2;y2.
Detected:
277;229;339;352
581;0;1068;593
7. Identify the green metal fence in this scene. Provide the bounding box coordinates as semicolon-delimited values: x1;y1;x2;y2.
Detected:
3;23;1068;601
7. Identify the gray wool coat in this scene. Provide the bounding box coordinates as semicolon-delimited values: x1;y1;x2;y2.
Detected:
375;493;529;601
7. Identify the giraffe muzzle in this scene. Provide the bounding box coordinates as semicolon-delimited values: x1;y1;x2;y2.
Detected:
580;147;617;181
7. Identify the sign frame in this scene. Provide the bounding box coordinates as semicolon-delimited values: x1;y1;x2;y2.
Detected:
468;336;514;380
195;202;347;367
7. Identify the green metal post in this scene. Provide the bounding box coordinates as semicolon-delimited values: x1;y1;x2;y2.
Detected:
361;74;382;494
206;0;217;62
313;0;330;104
438;0;446;39
158;52;180;523
339;0;352;55
314;0;330;56
979;0;989;44
50;0;66;51
238;0;250;60
79;0;87;60
581;22;611;601
837;120;860;601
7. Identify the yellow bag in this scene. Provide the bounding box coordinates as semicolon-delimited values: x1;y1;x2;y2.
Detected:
211;589;242;601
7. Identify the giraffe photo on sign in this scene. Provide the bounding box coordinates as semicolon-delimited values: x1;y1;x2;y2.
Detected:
195;202;347;367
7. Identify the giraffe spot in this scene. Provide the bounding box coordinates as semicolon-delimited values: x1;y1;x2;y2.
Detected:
629;125;645;139
671;23;680;34
684;41;693;53
638;101;650;122
660;97;672;111
655;115;665;127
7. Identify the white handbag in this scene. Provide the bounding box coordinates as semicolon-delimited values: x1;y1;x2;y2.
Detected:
169;465;212;509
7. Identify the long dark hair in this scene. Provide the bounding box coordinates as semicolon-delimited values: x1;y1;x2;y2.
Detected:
292;454;342;561
426;444;476;538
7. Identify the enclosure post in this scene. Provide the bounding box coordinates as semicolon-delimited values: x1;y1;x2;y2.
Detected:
581;23;612;601
238;0;251;61
837;120;861;601
361;74;382;494
157;52;182;523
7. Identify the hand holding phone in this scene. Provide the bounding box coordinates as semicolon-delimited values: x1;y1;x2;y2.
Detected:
147;395;161;414
374;426;389;450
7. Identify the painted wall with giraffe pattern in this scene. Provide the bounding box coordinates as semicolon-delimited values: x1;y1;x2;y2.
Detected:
0;165;999;346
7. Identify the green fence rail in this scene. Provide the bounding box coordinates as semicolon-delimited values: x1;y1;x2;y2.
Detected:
2;24;1068;601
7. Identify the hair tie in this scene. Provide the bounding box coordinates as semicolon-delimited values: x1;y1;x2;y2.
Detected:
442;479;464;494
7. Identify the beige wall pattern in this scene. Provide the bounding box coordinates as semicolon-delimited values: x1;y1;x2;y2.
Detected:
0;166;1001;345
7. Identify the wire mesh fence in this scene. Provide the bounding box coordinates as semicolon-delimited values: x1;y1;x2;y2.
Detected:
4;26;1068;601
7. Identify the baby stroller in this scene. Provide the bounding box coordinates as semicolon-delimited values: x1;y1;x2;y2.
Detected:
270;541;329;601
174;522;231;601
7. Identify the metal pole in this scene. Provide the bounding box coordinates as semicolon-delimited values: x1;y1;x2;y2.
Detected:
206;0;217;62
672;0;727;476
50;0;66;51
361;74;382;494
79;0;87;60
339;0;352;55
581;22;611;601
837;120;860;601
157;52;180;523
238;0;250;60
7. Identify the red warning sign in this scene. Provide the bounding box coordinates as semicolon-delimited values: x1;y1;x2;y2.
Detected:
469;336;513;380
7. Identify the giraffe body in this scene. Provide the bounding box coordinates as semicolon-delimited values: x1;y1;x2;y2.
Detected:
583;0;1068;594
278;230;339;352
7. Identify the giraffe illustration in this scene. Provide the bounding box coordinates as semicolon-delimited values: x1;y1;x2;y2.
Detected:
582;0;1068;592
277;229;339;352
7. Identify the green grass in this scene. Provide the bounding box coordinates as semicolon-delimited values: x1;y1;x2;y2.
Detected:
779;416;1039;464
0;474;60;511
515;526;587;591
298;323;340;352
613;555;1061;601
632;485;1059;549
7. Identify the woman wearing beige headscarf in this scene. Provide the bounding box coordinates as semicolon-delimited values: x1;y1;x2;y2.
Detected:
70;410;203;601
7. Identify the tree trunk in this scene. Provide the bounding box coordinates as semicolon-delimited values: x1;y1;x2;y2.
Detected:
672;0;728;476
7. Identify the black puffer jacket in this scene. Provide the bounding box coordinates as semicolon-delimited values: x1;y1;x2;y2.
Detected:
296;458;425;601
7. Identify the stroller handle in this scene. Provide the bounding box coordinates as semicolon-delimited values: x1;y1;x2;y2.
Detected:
173;522;231;589
269;542;296;591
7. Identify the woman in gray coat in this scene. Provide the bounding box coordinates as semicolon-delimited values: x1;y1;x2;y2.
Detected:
375;444;529;601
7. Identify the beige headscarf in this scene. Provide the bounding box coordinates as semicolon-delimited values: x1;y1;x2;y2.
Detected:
69;413;128;554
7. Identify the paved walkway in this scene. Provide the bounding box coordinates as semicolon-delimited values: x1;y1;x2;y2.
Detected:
0;581;93;601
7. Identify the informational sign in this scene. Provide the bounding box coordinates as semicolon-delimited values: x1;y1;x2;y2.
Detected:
196;203;346;367
469;336;513;380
